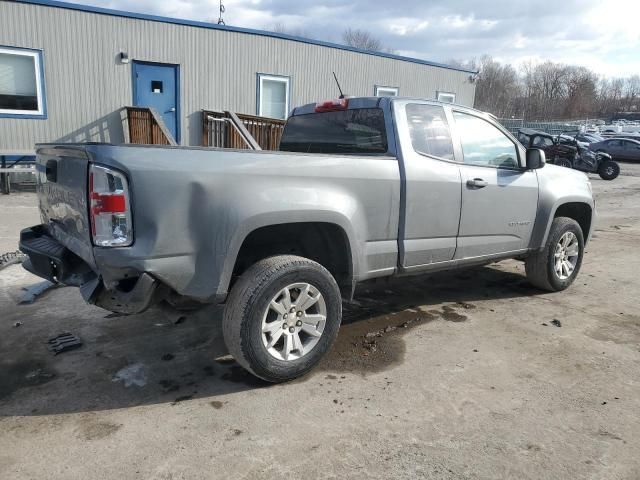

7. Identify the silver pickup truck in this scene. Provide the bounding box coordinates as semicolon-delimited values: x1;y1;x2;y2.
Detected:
20;97;594;382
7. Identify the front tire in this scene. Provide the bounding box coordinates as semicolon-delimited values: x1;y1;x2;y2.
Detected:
525;217;584;292
223;255;342;382
598;159;619;180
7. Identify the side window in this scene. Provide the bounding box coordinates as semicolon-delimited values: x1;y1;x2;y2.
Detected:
405;104;454;160
453;112;518;168
608;140;622;147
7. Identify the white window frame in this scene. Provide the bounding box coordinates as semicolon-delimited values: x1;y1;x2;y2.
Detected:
375;85;399;97
0;46;46;118
436;91;456;104
257;73;290;120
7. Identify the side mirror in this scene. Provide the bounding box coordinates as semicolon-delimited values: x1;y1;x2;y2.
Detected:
526;148;546;169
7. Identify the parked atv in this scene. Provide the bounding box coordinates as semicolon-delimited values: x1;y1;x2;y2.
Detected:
517;128;619;180
556;134;619;180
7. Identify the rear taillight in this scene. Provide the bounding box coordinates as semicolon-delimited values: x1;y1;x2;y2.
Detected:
89;164;132;247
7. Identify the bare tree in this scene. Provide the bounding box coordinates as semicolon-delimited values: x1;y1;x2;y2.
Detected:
473;56;520;118
266;22;309;38
342;28;383;51
452;55;640;121
623;75;640;112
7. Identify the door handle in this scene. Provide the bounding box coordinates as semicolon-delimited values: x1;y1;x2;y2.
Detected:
166;107;176;113
466;178;488;188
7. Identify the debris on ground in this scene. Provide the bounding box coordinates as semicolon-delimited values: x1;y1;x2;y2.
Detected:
171;394;194;405
0;250;27;272
112;363;147;387
215;356;235;365
363;338;378;353
25;368;55;381
47;332;82;355
19;281;60;304
551;319;562;327
13;321;22;328
161;353;175;361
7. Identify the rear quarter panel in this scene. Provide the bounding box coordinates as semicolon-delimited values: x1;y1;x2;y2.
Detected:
86;145;400;301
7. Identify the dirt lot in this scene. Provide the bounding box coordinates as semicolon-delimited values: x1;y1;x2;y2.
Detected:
1;164;639;480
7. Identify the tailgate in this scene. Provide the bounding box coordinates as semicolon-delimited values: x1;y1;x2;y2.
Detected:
36;145;96;269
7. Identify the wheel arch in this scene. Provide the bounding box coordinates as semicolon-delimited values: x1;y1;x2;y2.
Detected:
218;214;359;300
534;201;594;250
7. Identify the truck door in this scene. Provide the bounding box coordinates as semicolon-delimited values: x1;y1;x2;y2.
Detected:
452;110;538;259
394;101;462;270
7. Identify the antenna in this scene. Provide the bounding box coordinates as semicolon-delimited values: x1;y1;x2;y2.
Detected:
332;72;345;99
217;0;226;25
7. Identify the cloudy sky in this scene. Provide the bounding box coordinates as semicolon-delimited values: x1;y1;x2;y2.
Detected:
70;0;639;76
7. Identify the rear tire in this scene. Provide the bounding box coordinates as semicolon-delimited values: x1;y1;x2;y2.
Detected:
223;255;342;383
598;160;619;180
525;217;584;292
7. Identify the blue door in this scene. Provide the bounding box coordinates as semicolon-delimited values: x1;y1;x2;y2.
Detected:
133;61;179;142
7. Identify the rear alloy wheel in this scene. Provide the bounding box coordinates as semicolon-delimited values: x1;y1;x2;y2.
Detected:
555;157;573;169
223;255;342;382
598;160;620;180
525;217;584;291
261;282;327;361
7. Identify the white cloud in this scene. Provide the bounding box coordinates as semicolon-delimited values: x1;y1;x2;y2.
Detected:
68;0;640;76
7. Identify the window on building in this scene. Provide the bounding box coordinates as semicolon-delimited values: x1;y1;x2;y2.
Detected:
0;46;46;117
406;104;454;160
453;111;518;168
436;91;456;103
375;85;399;97
258;74;290;120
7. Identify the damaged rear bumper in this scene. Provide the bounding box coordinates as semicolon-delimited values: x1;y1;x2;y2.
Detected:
19;225;160;314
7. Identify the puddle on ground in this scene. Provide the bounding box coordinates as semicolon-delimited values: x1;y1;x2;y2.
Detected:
0;358;57;400
318;302;471;376
586;314;640;345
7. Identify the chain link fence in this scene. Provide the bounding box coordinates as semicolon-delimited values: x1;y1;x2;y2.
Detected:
498;118;601;136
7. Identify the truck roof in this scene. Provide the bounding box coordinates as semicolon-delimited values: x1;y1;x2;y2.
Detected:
290;96;471;116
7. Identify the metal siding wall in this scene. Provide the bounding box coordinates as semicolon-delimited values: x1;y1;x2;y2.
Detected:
0;1;476;152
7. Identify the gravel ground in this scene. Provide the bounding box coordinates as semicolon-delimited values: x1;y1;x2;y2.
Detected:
1;163;639;479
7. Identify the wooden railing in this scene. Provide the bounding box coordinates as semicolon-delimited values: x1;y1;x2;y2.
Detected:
202;110;285;150
235;113;285;150
125;106;177;146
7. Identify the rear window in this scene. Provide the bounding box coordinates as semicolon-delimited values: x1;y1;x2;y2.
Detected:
279;108;388;154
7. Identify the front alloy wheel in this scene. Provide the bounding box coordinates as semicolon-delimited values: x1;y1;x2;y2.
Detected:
525;216;585;291
553;231;580;280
